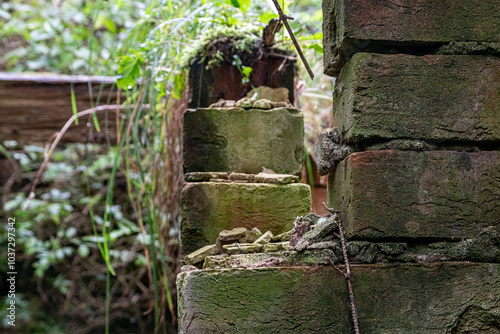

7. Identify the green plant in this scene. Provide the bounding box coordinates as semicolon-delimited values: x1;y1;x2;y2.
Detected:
1;1;331;333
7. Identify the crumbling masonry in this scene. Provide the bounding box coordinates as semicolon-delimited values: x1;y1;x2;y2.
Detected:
177;1;500;332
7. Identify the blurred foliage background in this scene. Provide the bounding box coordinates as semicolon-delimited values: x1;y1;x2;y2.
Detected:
0;0;332;333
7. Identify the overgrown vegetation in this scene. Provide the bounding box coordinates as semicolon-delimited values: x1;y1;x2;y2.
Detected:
0;0;331;333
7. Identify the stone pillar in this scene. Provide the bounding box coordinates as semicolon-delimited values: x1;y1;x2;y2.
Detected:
177;2;500;332
180;104;311;255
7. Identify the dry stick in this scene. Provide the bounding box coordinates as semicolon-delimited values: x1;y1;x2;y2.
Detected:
323;202;360;334
22;104;125;211
271;0;315;80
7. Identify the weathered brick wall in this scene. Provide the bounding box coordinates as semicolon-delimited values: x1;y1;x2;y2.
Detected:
177;2;500;332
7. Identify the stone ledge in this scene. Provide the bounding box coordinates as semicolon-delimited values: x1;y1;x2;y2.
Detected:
323;0;500;75
181;182;311;255
183;107;304;175
328;150;500;240
333;53;500;144
178;262;500;333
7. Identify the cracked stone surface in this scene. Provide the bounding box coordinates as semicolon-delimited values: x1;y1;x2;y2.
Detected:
178;262;500;333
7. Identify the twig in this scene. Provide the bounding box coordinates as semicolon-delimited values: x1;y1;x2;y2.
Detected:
271;0;315;80
22;104;127;211
323;202;360;334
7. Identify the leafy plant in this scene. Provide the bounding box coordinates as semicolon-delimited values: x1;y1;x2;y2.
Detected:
1;1;331;333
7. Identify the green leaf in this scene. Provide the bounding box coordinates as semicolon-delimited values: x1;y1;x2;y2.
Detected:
226;0;251;12
116;51;144;89
70;82;79;125
307;43;323;54
241;66;252;79
259;11;277;23
171;73;185;99
94;13;117;34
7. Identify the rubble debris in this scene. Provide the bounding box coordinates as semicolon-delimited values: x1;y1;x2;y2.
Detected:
216;227;248;251
184;245;218;265
271;230;291;242
289;213;321;249
254;231;274;245
246;227;263;243
294;214;338;251
315;129;351;176
185;171;299;184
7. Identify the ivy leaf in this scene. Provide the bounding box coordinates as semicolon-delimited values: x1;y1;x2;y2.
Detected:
116;51;144;89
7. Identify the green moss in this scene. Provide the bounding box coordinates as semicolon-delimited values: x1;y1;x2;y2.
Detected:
183;108;305;175
178;263;500;333
181;182;311;254
180;23;261;69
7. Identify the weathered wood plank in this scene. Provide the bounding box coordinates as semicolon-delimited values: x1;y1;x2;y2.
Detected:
0;73;120;144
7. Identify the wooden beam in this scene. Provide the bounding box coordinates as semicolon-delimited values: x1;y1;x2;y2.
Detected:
0;73;121;144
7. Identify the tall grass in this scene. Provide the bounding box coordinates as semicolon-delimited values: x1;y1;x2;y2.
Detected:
7;0;329;332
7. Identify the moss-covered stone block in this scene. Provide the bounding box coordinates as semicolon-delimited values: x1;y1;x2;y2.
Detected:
177;262;500;333
333;53;500;144
328;150;500;240
181;182;311;255
183;107;304;176
323;0;500;75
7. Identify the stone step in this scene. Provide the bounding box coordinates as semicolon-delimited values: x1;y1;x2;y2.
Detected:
177;262;500;333
328;150;500;240
333;53;500;144
181;181;311;254
183;107;304;176
323;0;500;75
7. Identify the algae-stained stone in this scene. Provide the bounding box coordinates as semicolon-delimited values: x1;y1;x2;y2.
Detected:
181;182;311;255
323;0;500;75
183;107;304;176
328;150;500;240
178;262;500;333
334;53;500;143
184;244;217;265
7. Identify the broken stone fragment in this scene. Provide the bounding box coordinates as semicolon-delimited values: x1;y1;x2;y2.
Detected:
253;99;272;109
208;99;237;108
235;97;255;108
216;227;248;251
307;241;338;250
279;241;290;249
184;244;217;265
181;265;199;272
245;86;290;103
262;243;281;252
262;241;290;252
316;129;351;176
289;213;321;249
271;230;292;242
253;172;298;184
184;172;230;182
254;231;274;245
218;227;248;241
223;243;263;255
226;172;298;184
246;227;263;243
294;214;339;252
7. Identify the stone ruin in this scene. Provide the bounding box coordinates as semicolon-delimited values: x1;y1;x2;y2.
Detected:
176;2;500;332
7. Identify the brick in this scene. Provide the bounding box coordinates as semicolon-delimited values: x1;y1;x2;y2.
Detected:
183;108;304;175
333;53;500;144
328;150;500;240
177;262;500;333
181;182;311;255
323;0;500;75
